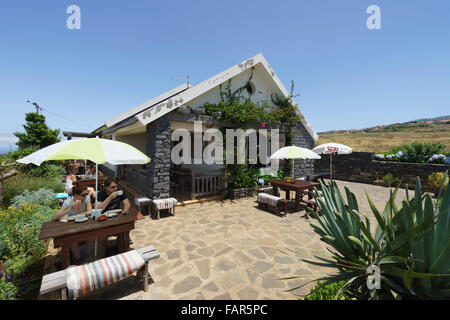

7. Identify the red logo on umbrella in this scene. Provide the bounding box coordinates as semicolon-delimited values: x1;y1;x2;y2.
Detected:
326;146;339;154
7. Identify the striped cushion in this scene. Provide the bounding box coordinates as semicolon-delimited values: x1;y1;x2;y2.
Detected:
257;187;280;196
257;193;281;207
153;198;178;210
134;196;152;207
66;250;145;300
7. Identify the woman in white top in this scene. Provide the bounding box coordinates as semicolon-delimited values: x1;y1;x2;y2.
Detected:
53;185;92;262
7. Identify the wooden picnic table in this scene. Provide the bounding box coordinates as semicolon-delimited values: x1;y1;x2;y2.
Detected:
38;207;138;269
270;179;319;212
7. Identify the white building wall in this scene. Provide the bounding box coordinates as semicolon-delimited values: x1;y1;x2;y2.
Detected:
116;133;147;153
187;64;279;111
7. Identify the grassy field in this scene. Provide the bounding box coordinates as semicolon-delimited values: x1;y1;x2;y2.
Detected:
316;123;450;153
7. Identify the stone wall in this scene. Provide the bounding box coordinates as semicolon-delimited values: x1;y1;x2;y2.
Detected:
146;114;171;199
291;123;315;177
314;151;450;186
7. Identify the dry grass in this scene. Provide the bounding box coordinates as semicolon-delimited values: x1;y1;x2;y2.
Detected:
317;124;450;153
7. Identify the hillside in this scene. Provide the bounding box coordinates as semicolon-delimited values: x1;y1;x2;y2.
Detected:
317;117;450;153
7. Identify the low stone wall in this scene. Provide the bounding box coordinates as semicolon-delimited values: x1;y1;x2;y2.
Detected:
314;152;450;187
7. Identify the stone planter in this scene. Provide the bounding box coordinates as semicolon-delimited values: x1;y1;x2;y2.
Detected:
246;187;258;197
232;188;247;199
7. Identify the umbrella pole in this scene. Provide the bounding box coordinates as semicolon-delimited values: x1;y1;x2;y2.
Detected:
330;153;333;183
94;163;98;257
291;159;294;180
95;163;98;210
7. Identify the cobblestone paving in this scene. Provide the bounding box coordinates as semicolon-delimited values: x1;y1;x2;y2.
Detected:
82;180;414;300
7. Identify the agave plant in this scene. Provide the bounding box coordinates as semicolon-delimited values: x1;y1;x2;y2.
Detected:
290;172;450;299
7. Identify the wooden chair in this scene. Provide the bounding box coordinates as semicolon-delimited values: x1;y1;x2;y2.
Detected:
39;245;159;300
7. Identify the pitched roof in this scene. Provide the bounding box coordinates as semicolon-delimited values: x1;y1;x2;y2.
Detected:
101;53;317;141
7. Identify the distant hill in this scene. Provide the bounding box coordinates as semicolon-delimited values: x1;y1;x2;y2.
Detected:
317;115;450;153
414;115;450;122
318;115;450;135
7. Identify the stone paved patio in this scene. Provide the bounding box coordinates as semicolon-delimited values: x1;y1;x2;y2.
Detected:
79;180;414;300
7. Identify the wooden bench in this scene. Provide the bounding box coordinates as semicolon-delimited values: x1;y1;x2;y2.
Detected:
134;196;152;216
151;198;177;220
39;245;160;300
257;193;287;217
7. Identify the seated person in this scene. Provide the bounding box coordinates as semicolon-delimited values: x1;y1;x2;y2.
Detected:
66;164;79;184
75;160;86;174
65;163;96;199
96;178;131;254
85;164;104;180
52;185;92;261
96;178;130;214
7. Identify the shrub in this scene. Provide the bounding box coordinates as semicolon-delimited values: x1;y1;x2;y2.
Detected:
400;141;445;163
0;203;55;299
304;280;354;300
7;148;65;178
378;142;446;164
2;173;64;207
225;166;285;195
225;166;259;190
428;154;447;164
11;188;59;208
0;273;18;300
0;204;55;262
428;172;449;196
382;173;399;186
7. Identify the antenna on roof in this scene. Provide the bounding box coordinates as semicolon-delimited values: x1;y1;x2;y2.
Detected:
171;75;190;88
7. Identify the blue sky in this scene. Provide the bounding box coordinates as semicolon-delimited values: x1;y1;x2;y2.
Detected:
1;0;449;152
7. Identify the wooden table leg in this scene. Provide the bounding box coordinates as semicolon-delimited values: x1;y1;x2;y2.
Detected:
117;233;125;253
295;190;301;212
117;232;131;253
61;245;71;269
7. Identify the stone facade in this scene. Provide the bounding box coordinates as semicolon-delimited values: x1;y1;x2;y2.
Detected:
314;151;450;187
143;113;317;198
291;123;315;177
146;114;172;200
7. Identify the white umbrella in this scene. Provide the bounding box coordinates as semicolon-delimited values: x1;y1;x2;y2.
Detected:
270;146;321;179
17;137;151;255
312;143;353;182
